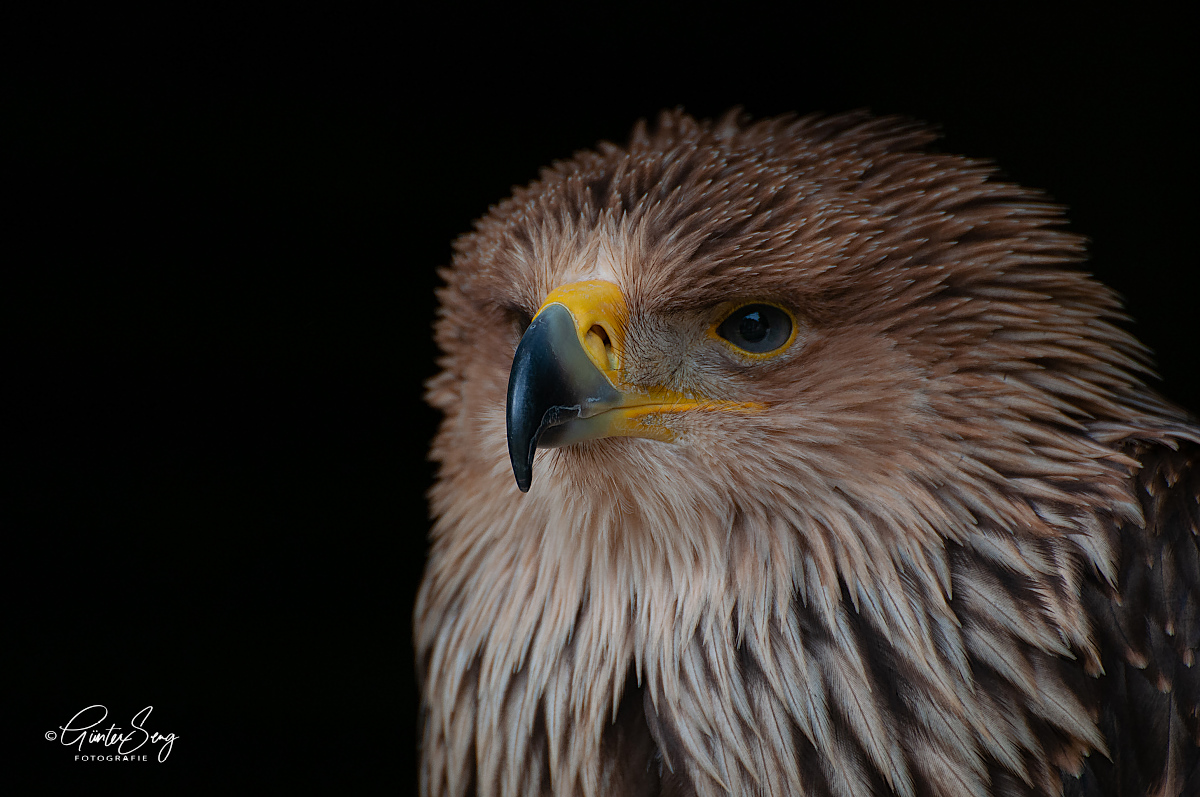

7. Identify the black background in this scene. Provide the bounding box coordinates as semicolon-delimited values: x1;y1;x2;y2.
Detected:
6;6;1196;794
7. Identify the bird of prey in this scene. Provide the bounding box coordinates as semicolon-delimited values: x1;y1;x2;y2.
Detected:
415;110;1199;797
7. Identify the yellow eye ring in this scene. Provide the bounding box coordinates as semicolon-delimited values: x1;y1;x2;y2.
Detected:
710;302;798;359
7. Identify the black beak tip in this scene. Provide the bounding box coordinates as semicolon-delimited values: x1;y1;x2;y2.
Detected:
511;455;532;493
506;407;535;493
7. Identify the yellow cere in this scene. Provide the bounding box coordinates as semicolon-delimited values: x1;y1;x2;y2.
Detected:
535;280;628;378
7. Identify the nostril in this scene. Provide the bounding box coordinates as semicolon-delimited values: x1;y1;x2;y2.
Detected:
586;325;618;371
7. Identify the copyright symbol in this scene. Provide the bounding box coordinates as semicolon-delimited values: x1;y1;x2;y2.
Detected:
45;731;57;741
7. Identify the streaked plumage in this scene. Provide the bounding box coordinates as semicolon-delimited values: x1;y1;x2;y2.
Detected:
416;110;1200;796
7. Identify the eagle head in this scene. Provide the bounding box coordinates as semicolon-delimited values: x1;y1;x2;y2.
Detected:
416;110;1199;797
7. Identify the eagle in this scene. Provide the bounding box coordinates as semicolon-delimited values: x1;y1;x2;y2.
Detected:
415;110;1200;797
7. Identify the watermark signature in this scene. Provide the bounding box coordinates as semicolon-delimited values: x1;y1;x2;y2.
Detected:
46;705;178;762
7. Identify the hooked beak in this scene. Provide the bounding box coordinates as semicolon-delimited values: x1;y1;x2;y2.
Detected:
505;280;758;492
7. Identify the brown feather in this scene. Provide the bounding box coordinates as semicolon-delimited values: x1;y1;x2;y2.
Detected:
417;110;1200;796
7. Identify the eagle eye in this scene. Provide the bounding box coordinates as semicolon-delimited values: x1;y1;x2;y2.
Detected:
716;303;794;355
